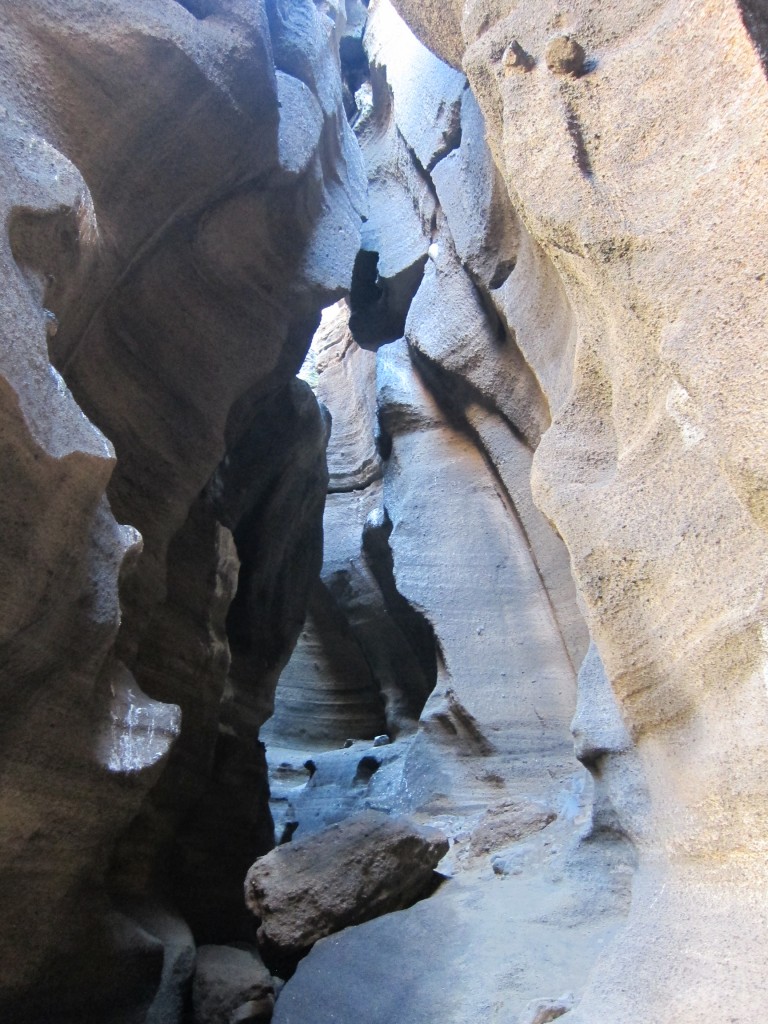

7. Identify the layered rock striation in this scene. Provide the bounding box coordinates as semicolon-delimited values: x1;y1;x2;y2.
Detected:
1;0;767;1021
0;1;365;1020
357;0;767;1020
265;1;768;1021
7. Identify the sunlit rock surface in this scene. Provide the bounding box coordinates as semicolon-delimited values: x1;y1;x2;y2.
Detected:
1;0;767;1020
269;1;768;1021
382;0;768;1018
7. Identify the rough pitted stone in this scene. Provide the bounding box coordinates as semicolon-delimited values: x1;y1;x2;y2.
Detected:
245;810;448;955
469;800;556;856
192;946;273;1024
503;41;533;75
387;0;464;70
544;36;586;77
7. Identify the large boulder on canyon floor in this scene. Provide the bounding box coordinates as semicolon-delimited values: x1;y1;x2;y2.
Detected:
244;810;448;956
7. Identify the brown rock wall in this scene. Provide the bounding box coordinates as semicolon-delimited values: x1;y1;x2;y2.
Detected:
0;0;365;1017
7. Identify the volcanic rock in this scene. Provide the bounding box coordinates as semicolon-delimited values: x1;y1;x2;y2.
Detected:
244;810;448;956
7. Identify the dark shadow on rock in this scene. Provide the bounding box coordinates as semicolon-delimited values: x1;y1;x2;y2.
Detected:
738;0;768;73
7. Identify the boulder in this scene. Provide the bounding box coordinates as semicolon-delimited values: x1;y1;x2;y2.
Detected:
244;810;448;955
192;946;274;1024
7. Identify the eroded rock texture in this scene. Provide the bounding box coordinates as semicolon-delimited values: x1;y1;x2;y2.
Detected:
2;0;768;1020
245;809;447;959
265;5;618;1021
265;1;768;1022
0;1;364;1020
378;0;768;1020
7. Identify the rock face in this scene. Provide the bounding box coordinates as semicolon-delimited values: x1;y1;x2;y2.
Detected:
0;0;364;1020
1;0;767;1021
266;1;768;1022
244;810;448;957
353;0;766;1020
264;302;437;751
264;8;613;1022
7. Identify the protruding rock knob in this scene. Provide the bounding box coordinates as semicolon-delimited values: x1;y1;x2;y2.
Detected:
502;40;533;75
545;35;586;76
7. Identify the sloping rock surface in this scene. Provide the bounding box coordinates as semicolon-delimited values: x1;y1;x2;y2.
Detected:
370;0;768;1020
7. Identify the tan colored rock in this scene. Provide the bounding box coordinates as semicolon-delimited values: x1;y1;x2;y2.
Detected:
503;41;533;75
386;0;464;69
381;0;768;1019
544;36;586;77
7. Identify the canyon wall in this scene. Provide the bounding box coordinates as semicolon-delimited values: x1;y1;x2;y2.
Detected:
0;1;364;1020
270;2;768;1021
378;0;768;1019
0;0;766;1021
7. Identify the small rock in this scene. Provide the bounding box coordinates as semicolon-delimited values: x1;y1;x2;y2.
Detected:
192;945;273;1024
545;36;586;76
491;851;524;876
230;996;275;1023
343;739;356;748
372;734;390;747
44;309;59;338
470;800;556;856
519;992;575;1024
502;40;533;74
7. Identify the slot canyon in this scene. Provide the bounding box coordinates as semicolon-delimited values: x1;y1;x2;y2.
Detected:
1;1;767;1021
